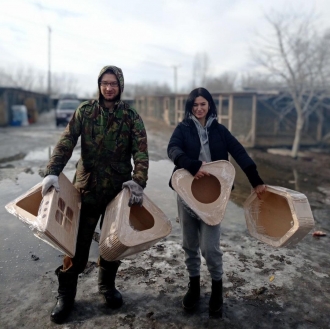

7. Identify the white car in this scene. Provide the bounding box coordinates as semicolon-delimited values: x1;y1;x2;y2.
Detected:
55;99;81;127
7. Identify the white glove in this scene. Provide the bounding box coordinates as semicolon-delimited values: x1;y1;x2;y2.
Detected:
41;175;60;197
122;180;143;207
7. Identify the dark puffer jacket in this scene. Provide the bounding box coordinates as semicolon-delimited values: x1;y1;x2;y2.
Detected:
167;118;263;188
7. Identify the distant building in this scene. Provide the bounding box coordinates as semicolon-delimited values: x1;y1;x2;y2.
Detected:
135;92;330;147
0;87;50;126
50;95;134;110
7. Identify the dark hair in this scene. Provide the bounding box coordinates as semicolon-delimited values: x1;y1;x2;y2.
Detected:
184;87;217;120
98;69;121;101
98;69;117;84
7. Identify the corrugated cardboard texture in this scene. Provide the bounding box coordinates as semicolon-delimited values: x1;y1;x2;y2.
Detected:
244;185;315;247
99;188;172;261
171;160;235;225
5;173;81;257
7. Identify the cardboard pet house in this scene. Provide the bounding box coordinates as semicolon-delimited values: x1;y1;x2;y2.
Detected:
5;173;81;257
244;185;315;247
171;160;236;226
99;188;172;261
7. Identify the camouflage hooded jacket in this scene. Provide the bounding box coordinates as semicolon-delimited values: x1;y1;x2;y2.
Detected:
45;66;148;204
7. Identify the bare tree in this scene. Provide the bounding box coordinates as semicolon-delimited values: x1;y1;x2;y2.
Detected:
205;72;237;93
51;73;79;96
122;82;171;98
0;68;17;87
240;72;281;91
253;12;330;157
0;65;79;95
0;65;41;90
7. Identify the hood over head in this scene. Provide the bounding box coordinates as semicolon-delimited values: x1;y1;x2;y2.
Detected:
98;65;124;101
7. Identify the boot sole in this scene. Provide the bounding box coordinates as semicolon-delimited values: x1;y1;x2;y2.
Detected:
182;300;199;312
50;311;71;324
50;301;74;324
209;306;223;318
50;316;66;324
102;295;123;309
105;300;123;309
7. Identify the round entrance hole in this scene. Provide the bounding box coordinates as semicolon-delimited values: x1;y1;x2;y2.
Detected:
191;174;221;204
129;204;155;231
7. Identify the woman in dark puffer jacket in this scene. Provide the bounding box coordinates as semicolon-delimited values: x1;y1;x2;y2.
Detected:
167;87;266;317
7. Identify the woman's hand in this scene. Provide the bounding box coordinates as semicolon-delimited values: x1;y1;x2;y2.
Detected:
194;170;210;180
194;161;210;180
254;184;267;200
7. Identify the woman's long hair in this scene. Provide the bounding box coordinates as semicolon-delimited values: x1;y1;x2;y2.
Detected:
184;87;217;120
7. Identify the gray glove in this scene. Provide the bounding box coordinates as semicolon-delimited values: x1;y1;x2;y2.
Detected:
122;180;143;207
41;175;60;197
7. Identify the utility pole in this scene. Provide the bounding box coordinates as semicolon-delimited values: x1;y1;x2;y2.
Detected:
172;65;180;94
48;26;52;110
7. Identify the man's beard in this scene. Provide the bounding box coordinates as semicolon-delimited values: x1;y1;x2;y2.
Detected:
102;93;120;102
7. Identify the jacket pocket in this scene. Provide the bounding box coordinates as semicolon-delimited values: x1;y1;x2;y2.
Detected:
73;160;95;190
104;162;132;191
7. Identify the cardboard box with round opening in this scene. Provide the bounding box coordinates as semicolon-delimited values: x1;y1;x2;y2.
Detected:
5;173;81;257
99;188;172;261
171;160;235;226
244;185;315;247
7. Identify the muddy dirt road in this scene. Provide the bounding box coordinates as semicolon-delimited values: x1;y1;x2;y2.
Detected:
0;110;329;329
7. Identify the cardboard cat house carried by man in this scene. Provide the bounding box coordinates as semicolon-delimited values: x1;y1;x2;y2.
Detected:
99;188;172;261
5;173;81;257
6;173;172;259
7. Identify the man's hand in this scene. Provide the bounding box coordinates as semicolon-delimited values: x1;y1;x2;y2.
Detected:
122;180;144;207
254;184;267;200
41;175;60;197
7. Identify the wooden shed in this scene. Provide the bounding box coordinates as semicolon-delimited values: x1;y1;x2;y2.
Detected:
0;87;50;127
134;92;330;148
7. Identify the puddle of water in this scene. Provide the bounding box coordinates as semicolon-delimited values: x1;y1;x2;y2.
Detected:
24;146;81;162
1;157;329;296
24;147;53;161
0;161;178;290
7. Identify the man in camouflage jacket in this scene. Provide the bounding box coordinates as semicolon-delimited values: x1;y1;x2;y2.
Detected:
42;65;149;324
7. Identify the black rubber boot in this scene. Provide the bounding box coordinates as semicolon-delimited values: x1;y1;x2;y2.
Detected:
182;276;200;311
98;257;123;309
50;266;78;324
209;279;223;318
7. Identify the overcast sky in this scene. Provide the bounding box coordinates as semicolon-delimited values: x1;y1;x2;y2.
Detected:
1;0;330;96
